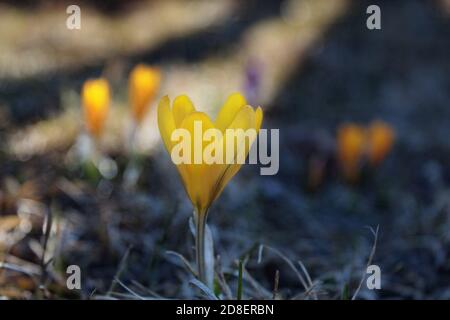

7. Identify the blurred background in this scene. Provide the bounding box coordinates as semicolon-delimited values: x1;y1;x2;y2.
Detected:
0;0;449;299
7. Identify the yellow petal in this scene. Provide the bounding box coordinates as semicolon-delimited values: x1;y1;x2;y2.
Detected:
179;112;219;213
82;78;110;137
158;96;193;205
129;64;161;123
212;106;259;201
367;121;395;166
173;95;196;127
255;106;263;132
215;93;247;132
226;105;256;132
157;96;176;153
337;124;366;182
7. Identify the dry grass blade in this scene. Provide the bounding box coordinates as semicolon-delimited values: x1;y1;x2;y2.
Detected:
39;208;53;289
259;245;309;291
113;278;145;300
272;270;280;299
215;255;233;300
291;282;320;300
297;260;318;300
166;250;197;277
242;267;272;299
92;295;118;300
0;262;39;279
131;280;165;299
351;225;379;300
107;246;133;296
189;278;218;300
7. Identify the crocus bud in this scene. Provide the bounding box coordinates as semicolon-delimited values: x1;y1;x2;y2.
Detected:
367;121;395;166
337;124;366;182
82;78;110;138
129;64;161;124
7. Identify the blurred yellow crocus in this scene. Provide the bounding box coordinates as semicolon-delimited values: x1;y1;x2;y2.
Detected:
82;78;110;138
157;92;262;285
129;64;161;124
337;124;366;182
367;121;395;166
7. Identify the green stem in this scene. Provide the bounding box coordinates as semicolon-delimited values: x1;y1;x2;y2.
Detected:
237;259;243;300
194;208;208;284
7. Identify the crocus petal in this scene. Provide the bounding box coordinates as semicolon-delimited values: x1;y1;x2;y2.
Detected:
179;112;219;213
173;95;196;127
212;106;258;202
82;78;110;137
158;96;193;203
337;124;366;182
157;95;176;153
255;106;263;132
129;64;161;123
367;121;395;166
214;93;247;132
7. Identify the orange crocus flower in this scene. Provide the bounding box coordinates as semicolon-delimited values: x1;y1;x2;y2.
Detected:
82;78;110;138
129;64;161;124
367;121;395;166
337;124;366;182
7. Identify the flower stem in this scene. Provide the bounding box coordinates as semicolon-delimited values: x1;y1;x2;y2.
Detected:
194;208;208;284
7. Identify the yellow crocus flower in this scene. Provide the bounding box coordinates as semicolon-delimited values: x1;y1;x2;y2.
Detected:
82;78;110;138
158;93;263;215
129;64;161;124
367;121;395;166
157;93;263;285
337;124;366;182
